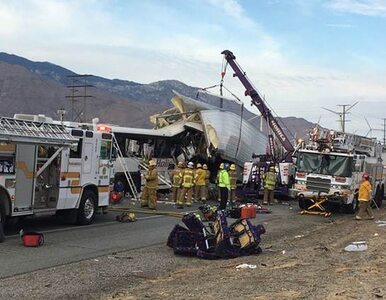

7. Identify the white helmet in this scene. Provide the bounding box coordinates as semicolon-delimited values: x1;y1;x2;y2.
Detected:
188;162;194;169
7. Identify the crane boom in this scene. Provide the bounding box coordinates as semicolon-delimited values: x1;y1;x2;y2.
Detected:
221;50;295;156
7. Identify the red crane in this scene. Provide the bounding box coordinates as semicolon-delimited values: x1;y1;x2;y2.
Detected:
221;50;295;160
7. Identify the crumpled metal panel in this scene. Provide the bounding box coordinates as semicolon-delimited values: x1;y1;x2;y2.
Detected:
200;110;267;165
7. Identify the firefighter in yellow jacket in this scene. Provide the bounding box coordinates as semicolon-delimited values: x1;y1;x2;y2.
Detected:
229;164;237;203
355;173;374;220
178;161;195;208
170;161;184;202
194;163;207;203
263;166;277;205
140;160;158;210
203;164;210;201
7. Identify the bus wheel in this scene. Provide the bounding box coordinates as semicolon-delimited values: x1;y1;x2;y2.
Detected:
0;202;5;243
77;191;97;225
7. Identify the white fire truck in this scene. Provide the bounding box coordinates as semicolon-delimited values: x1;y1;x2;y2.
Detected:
290;129;384;213
0;114;113;241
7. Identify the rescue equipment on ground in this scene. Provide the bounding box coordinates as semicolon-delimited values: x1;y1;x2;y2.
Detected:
116;212;137;222
21;231;44;247
167;211;265;259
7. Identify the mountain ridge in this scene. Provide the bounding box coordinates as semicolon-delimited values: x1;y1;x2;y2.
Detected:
0;52;317;138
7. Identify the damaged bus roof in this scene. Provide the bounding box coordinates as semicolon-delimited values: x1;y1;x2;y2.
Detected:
150;91;267;166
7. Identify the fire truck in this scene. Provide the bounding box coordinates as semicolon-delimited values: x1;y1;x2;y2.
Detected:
290;128;384;213
0;114;113;242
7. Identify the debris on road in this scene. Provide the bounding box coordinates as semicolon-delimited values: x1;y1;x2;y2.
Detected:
167;211;265;259
344;241;368;252
235;263;257;269
116;212;137;223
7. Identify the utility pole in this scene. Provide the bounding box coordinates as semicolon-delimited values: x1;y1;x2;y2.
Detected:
66;75;94;122
382;118;386;146
322;102;358;133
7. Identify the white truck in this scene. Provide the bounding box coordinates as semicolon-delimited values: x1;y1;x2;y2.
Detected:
290;129;384;213
0;114;114;242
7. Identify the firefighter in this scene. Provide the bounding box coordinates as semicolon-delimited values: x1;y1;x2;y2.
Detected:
218;163;230;210
229;164;237;203
194;163;207;203
177;161;195;208
140;160;159;210
263;166;277;205
203;164;210;201
355;173;374;220
216;163;224;201
170;161;184;202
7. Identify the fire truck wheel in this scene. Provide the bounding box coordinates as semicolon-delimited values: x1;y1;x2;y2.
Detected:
374;184;383;208
77;190;97;225
345;194;358;214
0;202;5;243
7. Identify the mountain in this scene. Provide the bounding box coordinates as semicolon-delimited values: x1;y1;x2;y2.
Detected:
0;52;317;138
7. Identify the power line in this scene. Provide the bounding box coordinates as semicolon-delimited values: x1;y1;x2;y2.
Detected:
321;102;358;133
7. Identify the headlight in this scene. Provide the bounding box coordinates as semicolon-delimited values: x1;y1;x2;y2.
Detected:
5;178;16;188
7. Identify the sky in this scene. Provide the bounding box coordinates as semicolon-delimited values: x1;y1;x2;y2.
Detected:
1;0;386;139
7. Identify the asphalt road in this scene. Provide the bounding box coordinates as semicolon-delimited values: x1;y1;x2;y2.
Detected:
0;201;191;279
0;199;335;279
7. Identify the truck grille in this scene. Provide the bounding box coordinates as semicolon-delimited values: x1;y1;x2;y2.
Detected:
306;177;331;193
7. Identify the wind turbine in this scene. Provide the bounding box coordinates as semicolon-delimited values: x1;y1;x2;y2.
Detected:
365;117;374;137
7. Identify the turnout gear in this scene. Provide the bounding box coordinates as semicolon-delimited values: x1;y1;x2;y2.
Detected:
178;168;195;207
229;169;237;202
170;164;184;202
194;164;207;202
356;178;373;220
263;169;277;205
140;164;159;209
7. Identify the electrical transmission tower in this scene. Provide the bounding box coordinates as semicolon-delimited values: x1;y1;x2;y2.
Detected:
322;102;358;133
66;75;94;122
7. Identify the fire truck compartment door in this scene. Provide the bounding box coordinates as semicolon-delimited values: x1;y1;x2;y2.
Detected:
83;142;93;174
14;144;36;213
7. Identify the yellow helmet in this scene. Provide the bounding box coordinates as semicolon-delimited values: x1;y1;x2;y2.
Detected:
219;163;224;169
230;164;236;170
203;164;208;170
197;163;202;168
149;160;156;167
177;161;184;168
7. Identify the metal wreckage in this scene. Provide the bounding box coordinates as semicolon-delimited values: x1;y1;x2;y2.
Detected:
167;208;265;259
149;90;267;171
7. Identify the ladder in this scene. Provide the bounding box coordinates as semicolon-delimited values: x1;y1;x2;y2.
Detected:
112;135;140;201
0;117;77;145
132;156;172;188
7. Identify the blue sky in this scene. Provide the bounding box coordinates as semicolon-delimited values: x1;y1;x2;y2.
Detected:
1;0;386;138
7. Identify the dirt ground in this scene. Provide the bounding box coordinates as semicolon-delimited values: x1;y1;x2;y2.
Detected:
1;203;386;300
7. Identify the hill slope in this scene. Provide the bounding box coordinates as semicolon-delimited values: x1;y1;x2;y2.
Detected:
0;52;317;137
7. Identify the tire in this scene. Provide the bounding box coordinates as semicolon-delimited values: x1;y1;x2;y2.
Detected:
345;194;358;214
0;202;5;243
375;184;383;208
77;190;97;225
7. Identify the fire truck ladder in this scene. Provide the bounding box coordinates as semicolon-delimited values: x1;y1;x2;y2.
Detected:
112;135;140;201
0;117;77;145
131;157;172;188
